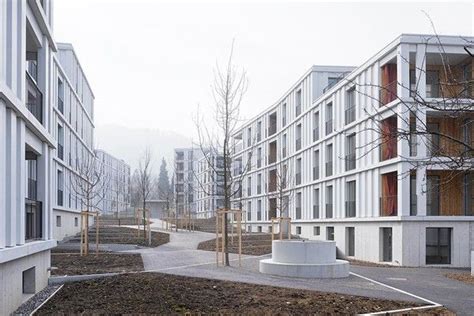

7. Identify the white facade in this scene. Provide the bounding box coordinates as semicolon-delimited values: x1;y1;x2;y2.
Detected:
195;153;225;218
95;149;131;215
0;0;57;313
173;148;202;216
232;34;474;267
52;43;96;241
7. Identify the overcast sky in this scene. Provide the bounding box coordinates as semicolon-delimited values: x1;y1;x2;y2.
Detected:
54;0;473;140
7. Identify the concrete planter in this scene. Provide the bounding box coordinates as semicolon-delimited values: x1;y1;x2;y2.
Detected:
259;240;349;278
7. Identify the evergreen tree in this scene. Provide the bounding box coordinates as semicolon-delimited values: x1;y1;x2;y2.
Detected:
157;158;170;199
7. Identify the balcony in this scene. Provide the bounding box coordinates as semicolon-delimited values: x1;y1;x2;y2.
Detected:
345;106;355;125
379;81;397;106
345;201;356;217
345;153;356;171
313;204;319;219
325;120;333;135
26;59;38;82
25;199;42;241
325;203;333;218
295;138;301;151
325;161;333;177
26;74;43;124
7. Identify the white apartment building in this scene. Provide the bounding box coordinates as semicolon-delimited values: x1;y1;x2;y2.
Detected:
52;43;96;241
174;148;202;217
232;34;474;267
195;153;225;218
0;0;57;313
95;149;131;215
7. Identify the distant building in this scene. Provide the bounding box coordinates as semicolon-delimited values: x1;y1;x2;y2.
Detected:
195;153;225;218
146;200;168;218
95;149;131;215
173;148;202;217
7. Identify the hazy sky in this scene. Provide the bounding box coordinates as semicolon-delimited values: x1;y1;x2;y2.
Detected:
54;0;473;139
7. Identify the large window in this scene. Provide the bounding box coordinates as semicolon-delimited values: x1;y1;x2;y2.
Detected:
325;102;333;135
313;150;319;180
410;172;417;216
327;227;334;241
345;133;356;171
257;200;262;221
282;103;287;127
346;227;355;256
295;89;302;117
57;170;63;206
345;181;356;217
313;112;320;142
57;124;64;160
426;228;451;264
247;201;252;221
427;175;440;216
295;192;302;219
326;186;333;218
295;123;302;151
296;158;302;185
345;87;356;124
313;188;320;219
326;144;333;177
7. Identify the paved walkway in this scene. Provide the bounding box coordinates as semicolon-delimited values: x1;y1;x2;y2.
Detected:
122;220;473;315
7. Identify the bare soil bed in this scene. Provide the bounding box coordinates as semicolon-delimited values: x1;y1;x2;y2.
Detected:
37;273;426;315
198;233;279;256
445;272;474;285
68;227;170;247
51;253;144;275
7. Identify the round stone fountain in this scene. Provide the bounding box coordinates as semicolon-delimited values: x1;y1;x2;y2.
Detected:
259;240;349;278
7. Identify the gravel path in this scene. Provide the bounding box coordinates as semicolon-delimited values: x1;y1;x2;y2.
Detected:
13;284;61;315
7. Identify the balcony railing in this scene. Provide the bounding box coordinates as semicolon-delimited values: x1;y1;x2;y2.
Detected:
26;60;38;82
325;120;333;135
326;203;333;218
345;153;356;171
57;189;63;206
313;204;319;219
345;106;355;125
257;158;262;168
345;201;356;217
295;138;301;151
268;180;277;192
313;128;319;142
257;185;261;194
326;161;333;177
58;97;64;114
26;74;43;124
25;199;42;241
379;81;397;106
282;116;286;127
296;105;301;117
380;195;398;216
313;166;319;180
58;143;64;160
27;178;37;200
268;125;277;137
257;211;262;221
268;154;276;164
282;147;287;158
296;173;301;185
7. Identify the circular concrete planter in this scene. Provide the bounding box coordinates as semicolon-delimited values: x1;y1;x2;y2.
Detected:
259;240;349;278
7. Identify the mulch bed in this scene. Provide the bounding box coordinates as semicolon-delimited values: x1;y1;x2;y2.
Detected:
38;273;426;314
444;272;474;285
51;253;143;275
197;234;277;256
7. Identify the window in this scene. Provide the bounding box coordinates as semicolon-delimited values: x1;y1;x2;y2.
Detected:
282;103;287;127
57;170;63;206
257;173;262;194
427;122;440;157
247;127;252;147
327;227;334;241
326;144;333;177
313;188;320;219
295;192;302;219
58;78;64;114
313;150;319;180
296;226;302;235
247;152;252;172
257;121;262;142
345;181;356;217
325;102;333;135
381;172;398;216
257;226;262;233
427;175;440;216
296;158;302;185
257;147;262;168
257;200;262;221
295;123;302;151
57;124;64;160
247;201;252;221
326;186;333;218
464;173;474;216
426;228;451;264
380;116;398;161
247;176;252;196
295;89;302;117
346;227;355;256
282;134;287;158
268;112;277;136
56;215;62;227
74;217;79;227
345;87;356;124
381;227;392;262
313;226;320;236
410;172;417;216
22;267;36;294
345;134;356;171
313;112;319;142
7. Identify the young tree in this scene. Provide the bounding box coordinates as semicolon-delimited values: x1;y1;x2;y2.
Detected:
136;149;154;243
69;152;109;254
194;42;251;266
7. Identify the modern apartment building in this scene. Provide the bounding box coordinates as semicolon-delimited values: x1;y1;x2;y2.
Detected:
232;34;474;267
174;148;203;217
95;149;131;215
195;153;225;218
0;0;57;313
52;43;96;241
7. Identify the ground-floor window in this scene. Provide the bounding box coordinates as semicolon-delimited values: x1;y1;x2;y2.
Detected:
313;226;320;236
74;217;78;227
257;226;262;233
346;227;355;256
381;227;392;262
296;226;302;235
426;227;452;264
56;215;62;227
327;227;334;241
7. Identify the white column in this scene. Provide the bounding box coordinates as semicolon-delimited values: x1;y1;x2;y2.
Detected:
16;119;25;245
0;103;6;248
37;143;49;240
397;43;410;99
415;44;427;99
398;162;411;216
5;110;17;246
416;167;427;216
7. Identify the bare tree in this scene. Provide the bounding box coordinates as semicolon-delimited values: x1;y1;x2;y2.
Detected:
69;152;109;253
194;41;251;266
136;149;154;242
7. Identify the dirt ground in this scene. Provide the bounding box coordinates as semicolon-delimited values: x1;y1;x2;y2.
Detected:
197;233;276;255
444;272;474;285
37;272;430;315
51;253;143;275
68;227;170;247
